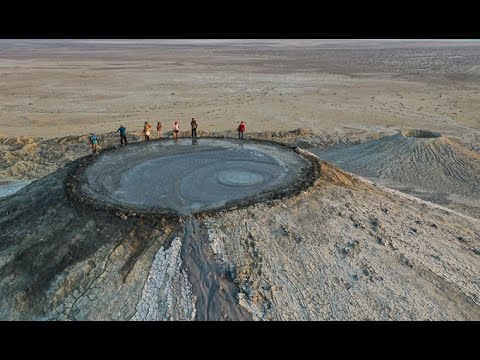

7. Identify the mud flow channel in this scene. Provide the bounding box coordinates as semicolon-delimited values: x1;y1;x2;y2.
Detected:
181;216;252;320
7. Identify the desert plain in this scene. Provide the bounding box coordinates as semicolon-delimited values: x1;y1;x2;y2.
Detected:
0;40;479;320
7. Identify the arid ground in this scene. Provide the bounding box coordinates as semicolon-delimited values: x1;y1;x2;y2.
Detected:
0;40;479;320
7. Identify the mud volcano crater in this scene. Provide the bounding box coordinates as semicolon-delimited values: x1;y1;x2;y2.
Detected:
402;129;442;138
69;138;317;216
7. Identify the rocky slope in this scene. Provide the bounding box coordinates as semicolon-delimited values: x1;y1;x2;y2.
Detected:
0;145;479;320
311;130;480;218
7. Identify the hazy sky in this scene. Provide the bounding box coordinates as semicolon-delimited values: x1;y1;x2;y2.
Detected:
1;39;479;49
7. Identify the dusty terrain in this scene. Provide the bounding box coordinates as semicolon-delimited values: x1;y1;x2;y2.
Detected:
0;141;478;320
0;40;479;320
1;40;479;144
311;130;480;218
1;40;479;204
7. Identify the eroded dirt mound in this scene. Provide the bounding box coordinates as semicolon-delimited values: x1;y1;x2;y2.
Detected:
0;163;180;320
204;175;480;320
0;133;142;183
0;140;479;321
311;131;480;218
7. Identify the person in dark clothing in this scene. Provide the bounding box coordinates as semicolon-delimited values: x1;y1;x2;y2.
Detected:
191;118;198;143
237;121;246;139
117;125;128;146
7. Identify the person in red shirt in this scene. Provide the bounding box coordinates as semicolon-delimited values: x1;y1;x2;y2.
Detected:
237;121;246;139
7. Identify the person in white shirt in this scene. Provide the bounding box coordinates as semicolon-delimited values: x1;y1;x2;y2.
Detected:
173;121;180;140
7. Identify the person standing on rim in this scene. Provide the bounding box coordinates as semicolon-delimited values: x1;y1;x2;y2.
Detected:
173;121;180;141
143;121;151;141
237;121;246;140
117;124;128;146
89;133;100;154
157;121;163;139
191;117;198;143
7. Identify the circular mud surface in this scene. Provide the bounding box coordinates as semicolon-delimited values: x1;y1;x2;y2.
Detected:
402;129;442;138
79;138;312;215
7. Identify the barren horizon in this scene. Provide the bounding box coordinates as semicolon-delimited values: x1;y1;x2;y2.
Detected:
0;40;479;321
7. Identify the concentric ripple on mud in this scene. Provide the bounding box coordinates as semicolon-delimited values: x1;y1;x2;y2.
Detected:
81;138;311;215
